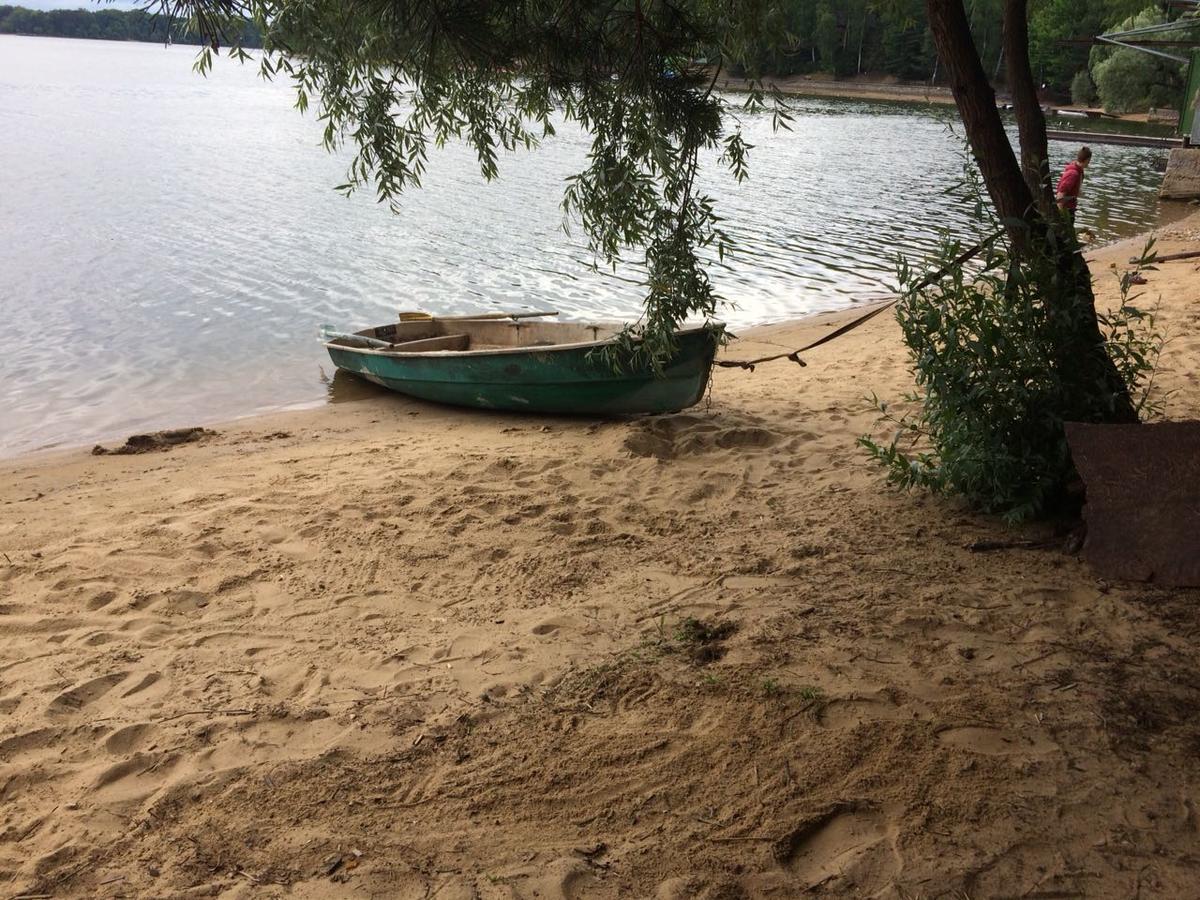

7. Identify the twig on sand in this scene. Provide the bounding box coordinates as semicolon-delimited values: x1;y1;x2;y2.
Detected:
939;712;1002;729
708;835;776;843
16;808;54;843
158;708;254;723
778;699;822;734
966;538;1054;553
850;652;899;665
1013;649;1060;670
1132;248;1200;263
233;868;261;885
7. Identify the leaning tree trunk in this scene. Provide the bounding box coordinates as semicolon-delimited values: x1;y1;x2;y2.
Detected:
924;0;1139;424
1003;0;1053;214
924;0;1034;231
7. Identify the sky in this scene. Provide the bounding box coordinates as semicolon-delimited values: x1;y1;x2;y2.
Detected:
15;1;143;9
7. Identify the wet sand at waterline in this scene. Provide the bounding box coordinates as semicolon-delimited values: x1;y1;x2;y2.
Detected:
2;219;1199;898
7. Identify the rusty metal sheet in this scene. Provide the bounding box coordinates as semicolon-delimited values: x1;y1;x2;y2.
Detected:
1066;421;1200;587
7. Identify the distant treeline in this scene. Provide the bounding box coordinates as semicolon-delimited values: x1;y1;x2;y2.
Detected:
1;1;1184;110
727;0;1166;97
0;5;261;48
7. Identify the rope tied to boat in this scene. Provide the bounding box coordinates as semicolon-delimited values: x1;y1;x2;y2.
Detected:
716;229;1004;371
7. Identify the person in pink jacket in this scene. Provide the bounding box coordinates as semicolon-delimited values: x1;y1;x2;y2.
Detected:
1055;146;1092;221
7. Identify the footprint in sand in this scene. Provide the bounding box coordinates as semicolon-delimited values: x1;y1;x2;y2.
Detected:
623;416;780;460
85;590;118;611
161;589;210;614
0;726;63;761
508;857;599;900
714;426;777;449
685;481;719;502
819;697;908;729
532;618;572;636
937;725;1057;756
47;672;127;716
104;722;155;755
120;672;162;699
774;805;900;890
91;750;177;793
33;843;79;878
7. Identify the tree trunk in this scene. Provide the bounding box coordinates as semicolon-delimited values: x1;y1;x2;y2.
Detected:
1003;0;1053;215
925;0;1033;231
857;7;866;74
924;0;1139;424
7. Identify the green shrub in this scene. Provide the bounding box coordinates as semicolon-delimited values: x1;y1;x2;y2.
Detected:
1090;9;1186;114
860;223;1163;523
1070;69;1097;107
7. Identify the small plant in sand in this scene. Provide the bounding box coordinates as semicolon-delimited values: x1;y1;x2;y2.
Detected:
673;617;734;646
861;201;1164;523
674;617;737;665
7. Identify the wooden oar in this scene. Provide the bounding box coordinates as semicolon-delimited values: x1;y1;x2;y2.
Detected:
320;330;394;349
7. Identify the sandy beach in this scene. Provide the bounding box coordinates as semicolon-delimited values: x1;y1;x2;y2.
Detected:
712;75;1165;127
715;73;959;107
2;218;1199;899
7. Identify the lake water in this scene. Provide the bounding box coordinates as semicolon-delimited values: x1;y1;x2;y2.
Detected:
0;35;1182;455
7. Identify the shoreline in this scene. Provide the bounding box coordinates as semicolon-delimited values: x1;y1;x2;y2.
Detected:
715;73;959;107
715;74;1170;127
1;303;878;472
0;228;1165;467
2;214;1198;896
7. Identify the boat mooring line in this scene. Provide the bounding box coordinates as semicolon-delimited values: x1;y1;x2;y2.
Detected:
717;229;1004;372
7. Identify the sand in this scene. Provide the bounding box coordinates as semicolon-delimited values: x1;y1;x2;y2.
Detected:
715;73;959;107
2;218;1200;899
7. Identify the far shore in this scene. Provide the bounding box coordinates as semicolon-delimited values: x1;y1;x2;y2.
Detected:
714;73;1174;126
716;72;959;107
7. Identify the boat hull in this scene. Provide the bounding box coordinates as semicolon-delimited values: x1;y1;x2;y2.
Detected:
326;327;720;415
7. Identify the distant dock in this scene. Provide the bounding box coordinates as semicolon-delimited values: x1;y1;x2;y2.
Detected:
1046;129;1182;149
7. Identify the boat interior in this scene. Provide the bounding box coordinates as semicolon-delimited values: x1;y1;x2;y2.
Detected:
337;316;627;353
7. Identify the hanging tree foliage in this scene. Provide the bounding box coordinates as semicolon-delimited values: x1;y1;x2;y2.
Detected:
156;0;798;365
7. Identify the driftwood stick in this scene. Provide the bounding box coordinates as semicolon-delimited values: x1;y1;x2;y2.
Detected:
157;708;254;723
966;538;1054;552
1130;249;1200;264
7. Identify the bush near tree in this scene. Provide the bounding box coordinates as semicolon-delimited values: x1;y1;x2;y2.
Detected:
859;0;1158;521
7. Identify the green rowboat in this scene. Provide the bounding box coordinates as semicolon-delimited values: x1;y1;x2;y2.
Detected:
323;315;722;415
